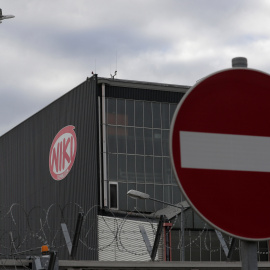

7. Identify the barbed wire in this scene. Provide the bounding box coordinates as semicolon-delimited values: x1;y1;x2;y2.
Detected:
0;202;267;267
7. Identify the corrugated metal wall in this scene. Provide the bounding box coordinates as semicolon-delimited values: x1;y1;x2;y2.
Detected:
0;76;99;260
98;215;161;261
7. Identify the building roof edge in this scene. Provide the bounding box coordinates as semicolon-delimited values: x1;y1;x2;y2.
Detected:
97;77;190;93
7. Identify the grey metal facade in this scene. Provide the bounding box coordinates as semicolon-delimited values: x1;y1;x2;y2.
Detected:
0;76;99;260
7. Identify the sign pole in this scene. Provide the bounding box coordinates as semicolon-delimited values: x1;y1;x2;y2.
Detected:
241;241;258;270
180;205;185;261
232;58;258;270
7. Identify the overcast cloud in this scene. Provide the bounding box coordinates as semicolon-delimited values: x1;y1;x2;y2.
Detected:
1;0;270;135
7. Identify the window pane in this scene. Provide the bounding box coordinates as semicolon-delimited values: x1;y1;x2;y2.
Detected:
126;100;134;126
163;157;172;184
154;157;162;184
127;155;136;182
155;185;163;210
153;130;162;156
108;154;117;180
107;128;117;153
117;99;126;124
135;128;144;155
145;156;154;183
118;154;127;180
136;155;145;183
161;103;170;129
110;183;118;208
144;102;152;128
162;130;169;156
172;186;182;204
164;185;172;205
117;126;126;136
146;184;155;212
135;101;143;127
171;173;178;186
118;182;127;210
137;184;146;211
128;183;136;210
152;103;161;128
126;127;135;154
107;99;116;125
170;104;177;125
144;128;153;156
117;130;126;153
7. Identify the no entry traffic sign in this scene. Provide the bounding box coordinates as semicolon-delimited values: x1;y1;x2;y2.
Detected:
170;68;270;240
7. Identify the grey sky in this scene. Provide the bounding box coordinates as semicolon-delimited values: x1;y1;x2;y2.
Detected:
1;0;270;135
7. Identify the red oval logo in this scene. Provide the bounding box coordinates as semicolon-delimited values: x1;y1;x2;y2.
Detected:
49;126;77;181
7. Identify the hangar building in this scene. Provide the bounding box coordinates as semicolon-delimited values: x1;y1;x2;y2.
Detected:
0;74;268;262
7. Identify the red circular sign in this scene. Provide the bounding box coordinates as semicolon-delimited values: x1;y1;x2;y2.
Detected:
49;126;77;181
170;68;270;240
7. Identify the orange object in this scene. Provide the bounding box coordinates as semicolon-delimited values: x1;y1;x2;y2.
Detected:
41;245;49;254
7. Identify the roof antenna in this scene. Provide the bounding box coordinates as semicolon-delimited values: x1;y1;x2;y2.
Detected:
91;59;97;76
110;50;117;79
110;70;117;79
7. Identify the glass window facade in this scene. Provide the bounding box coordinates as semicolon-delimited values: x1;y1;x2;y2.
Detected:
100;85;270;262
104;97;183;212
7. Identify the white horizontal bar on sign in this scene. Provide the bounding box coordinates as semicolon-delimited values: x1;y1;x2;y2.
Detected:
180;131;270;172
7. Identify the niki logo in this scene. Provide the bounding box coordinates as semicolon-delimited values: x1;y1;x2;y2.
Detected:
49;126;77;181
